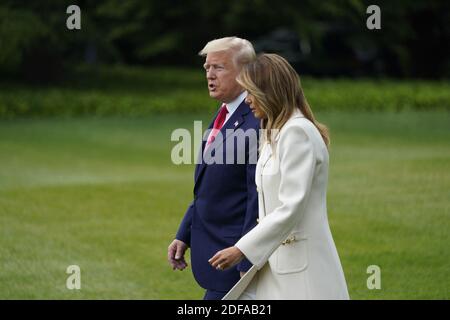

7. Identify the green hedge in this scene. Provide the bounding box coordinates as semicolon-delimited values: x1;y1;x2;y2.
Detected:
0;66;449;119
304;79;450;112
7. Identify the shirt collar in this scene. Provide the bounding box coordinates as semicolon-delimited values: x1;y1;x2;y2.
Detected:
223;91;247;114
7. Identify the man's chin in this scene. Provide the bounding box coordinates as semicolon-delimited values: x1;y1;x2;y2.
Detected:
209;92;221;100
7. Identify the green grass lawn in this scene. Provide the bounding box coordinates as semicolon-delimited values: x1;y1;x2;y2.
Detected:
0;111;449;299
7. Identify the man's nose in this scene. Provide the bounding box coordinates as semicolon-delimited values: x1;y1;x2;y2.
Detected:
207;70;216;79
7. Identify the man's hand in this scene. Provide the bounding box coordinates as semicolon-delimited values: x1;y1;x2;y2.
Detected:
208;246;244;271
168;239;188;271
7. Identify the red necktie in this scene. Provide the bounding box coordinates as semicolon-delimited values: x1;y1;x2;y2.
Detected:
206;104;229;148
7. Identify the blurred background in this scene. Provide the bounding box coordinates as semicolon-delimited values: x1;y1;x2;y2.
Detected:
0;0;449;299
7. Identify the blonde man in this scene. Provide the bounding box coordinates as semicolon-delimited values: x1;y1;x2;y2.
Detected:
168;37;260;300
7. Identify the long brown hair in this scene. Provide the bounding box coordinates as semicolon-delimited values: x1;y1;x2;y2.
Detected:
237;53;330;147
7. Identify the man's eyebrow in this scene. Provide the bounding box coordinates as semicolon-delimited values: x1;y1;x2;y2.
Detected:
203;63;225;69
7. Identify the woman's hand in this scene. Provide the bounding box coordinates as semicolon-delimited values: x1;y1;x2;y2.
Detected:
209;246;244;271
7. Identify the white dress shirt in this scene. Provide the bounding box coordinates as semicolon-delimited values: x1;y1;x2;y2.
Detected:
223;91;248;125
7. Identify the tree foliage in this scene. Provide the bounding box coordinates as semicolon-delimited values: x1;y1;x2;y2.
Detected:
0;0;448;80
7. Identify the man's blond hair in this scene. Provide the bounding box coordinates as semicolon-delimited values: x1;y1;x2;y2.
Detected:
199;37;256;67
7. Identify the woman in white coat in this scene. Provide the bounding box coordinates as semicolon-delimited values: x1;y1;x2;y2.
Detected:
209;54;349;300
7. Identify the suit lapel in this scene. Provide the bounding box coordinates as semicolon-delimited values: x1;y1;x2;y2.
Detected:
194;101;251;189
259;142;273;169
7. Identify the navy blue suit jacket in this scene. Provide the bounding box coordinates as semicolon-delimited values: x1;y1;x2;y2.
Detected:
176;100;259;292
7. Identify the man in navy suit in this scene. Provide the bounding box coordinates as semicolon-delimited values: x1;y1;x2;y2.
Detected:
168;37;259;300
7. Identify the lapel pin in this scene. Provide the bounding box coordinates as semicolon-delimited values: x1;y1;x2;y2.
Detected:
234;121;239;127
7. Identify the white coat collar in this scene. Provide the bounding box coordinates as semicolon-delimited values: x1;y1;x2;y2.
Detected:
273;109;305;142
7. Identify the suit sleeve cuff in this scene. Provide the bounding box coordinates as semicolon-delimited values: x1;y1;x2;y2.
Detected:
237;258;253;272
175;230;191;247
